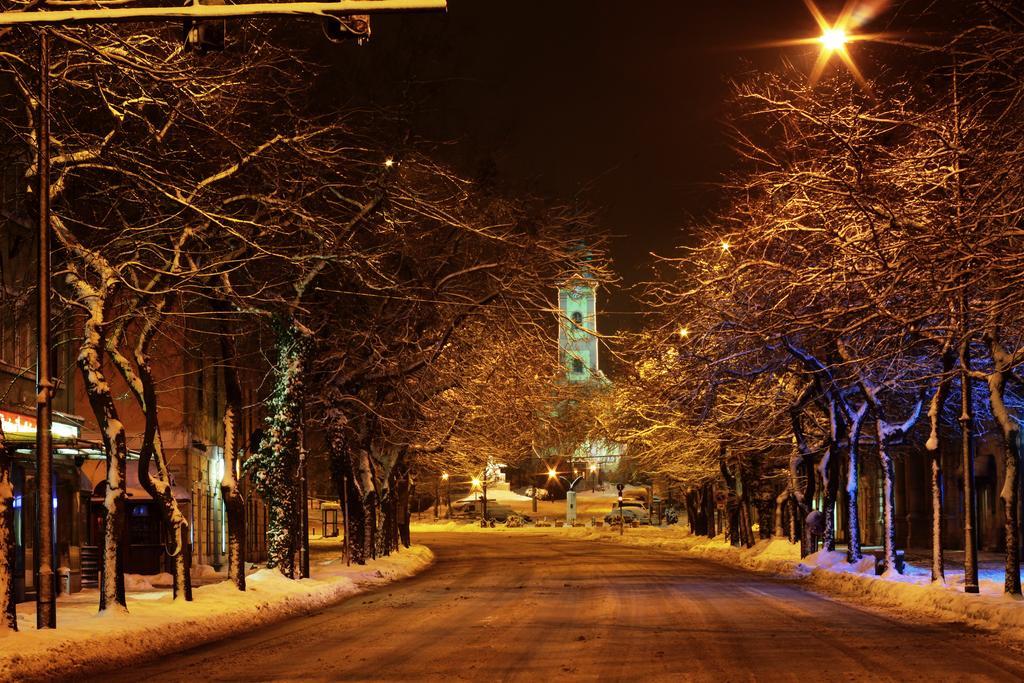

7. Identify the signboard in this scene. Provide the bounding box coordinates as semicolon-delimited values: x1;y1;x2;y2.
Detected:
0;409;80;441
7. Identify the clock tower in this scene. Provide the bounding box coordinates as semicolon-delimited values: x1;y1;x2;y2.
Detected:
558;274;599;383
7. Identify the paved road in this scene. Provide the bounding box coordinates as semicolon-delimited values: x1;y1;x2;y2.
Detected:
95;532;1024;682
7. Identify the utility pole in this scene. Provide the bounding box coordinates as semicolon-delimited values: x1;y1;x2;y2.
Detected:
482;477;488;522
342;474;350;566
35;27;55;630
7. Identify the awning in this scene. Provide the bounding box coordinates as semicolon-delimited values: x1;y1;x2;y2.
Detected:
83;459;191;503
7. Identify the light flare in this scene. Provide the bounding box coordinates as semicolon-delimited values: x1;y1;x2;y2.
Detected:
752;1;897;88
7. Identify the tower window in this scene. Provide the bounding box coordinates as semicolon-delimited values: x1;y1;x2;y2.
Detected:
572;358;584;374
571;311;583;325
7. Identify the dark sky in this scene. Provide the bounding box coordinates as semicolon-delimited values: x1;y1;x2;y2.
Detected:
316;1;845;332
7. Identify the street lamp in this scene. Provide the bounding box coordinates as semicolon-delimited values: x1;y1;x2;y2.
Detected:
441;472;451;519
819;26;849;52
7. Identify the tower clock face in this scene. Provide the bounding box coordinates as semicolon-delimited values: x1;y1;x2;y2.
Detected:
568;286;587;301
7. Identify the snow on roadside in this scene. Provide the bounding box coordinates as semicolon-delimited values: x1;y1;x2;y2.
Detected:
413;520;1024;635
584;527;1024;631
0;545;433;681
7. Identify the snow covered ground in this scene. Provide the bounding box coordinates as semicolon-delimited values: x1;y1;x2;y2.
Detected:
411;520;1024;636
0;542;433;681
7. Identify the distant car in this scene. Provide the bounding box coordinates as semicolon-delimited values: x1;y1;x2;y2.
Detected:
452;499;517;522
619;501;650;515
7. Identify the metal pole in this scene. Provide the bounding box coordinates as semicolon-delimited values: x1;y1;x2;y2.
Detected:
482;478;488;522
619;494;624;536
434;477;439;521
961;335;979;593
35;27;56;630
298;449;309;579
342;474;350;566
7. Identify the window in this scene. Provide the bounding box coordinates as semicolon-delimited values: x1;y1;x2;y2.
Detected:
572;358;584;374
571;311;583;325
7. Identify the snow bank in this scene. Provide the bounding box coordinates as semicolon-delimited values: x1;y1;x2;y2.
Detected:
576;527;1024;631
0;545;433;681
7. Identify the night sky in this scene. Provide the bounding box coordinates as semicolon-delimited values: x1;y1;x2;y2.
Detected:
314;1;877;333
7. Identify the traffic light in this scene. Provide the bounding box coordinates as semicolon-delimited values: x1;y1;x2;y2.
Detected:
322;14;371;44
183;0;226;53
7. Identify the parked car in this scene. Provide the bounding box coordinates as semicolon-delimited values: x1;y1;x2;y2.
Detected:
452;499;517;522
605;508;650;525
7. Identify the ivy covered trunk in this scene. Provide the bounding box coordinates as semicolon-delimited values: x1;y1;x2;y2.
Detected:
0;436;15;631
246;318;312;578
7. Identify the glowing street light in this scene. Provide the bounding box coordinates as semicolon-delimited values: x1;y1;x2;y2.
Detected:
677;326;689;339
547;468;558;480
441;472;449;481
756;0;894;88
471;477;482;489
720;240;730;252
819;26;848;52
383;157;395;168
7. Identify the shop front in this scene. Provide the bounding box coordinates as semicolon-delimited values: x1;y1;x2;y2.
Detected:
2;408;90;602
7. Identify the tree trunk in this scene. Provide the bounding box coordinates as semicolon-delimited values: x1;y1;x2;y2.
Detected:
129;314;193;601
960;338;980;593
220;310;246;590
985;345;1022;595
704;483;716;538
844;406;866;563
0;441;16;631
1000;440;1021;595
819;444;839;553
79;336;128;613
774;488;789;538
846;439;861;562
925;349;953;584
929;452;944;582
878;442;897;574
397;471;412;549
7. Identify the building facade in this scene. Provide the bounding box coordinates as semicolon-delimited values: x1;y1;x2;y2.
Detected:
2;207;269;599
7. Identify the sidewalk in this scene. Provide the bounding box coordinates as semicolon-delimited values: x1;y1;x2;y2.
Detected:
0;539;434;681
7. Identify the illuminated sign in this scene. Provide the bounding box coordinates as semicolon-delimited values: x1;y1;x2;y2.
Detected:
0;409;80;441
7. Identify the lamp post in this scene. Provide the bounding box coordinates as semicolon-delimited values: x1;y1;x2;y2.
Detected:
441;472;451;519
34;28;55;630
